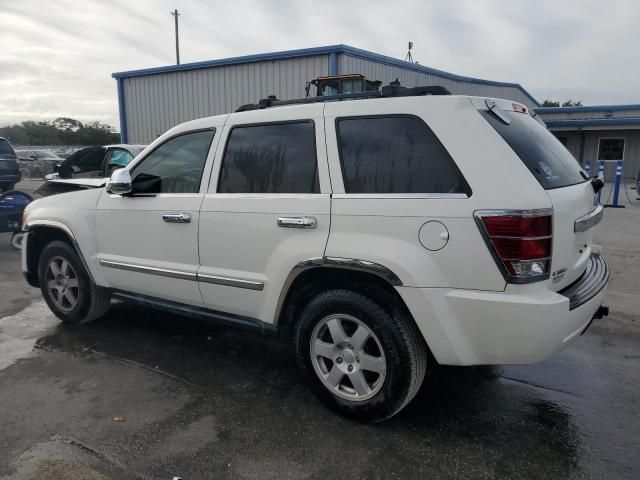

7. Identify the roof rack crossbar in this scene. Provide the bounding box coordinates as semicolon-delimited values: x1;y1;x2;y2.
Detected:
235;84;452;112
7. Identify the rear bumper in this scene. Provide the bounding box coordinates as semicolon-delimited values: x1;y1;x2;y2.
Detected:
397;254;609;366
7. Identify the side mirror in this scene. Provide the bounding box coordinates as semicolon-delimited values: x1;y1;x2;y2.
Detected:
106;168;132;195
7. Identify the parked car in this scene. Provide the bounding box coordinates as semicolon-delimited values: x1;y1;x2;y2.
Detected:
50;144;145;180
0;137;22;192
21;89;610;421
16;149;65;179
16;149;64;163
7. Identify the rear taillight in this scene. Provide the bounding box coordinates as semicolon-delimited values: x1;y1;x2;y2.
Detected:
475;209;553;283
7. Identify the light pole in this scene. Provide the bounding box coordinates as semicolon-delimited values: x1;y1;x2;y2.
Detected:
171;9;180;65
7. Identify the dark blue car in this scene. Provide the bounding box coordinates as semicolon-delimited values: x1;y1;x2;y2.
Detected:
0;137;21;192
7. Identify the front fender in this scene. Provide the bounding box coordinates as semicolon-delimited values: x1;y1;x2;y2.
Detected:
23;189;106;286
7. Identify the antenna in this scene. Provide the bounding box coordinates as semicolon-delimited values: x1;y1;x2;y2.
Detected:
405;41;414;63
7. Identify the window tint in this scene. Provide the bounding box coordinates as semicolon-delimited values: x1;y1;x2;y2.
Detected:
336;116;470;194
0;140;16;156
481;110;586;189
132;130;214;194
218;122;319;194
61;147;105;177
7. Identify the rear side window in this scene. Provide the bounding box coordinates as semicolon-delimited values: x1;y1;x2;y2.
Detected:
0;140;16;156
480;110;587;189
336;115;471;195
218;121;319;194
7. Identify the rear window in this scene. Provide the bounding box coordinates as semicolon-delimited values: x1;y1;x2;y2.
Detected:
0;140;16;156
480;110;587;189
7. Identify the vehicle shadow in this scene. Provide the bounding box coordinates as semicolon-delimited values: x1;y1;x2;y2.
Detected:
36;300;583;478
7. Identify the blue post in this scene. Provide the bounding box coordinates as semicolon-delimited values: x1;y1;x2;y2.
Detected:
584;160;591;176
597;160;605;204
609;159;624;208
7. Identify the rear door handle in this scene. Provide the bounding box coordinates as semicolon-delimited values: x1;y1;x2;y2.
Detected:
277;216;317;229
162;213;191;223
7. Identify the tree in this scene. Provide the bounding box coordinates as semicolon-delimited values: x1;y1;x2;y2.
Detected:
0;118;119;146
541;99;583;108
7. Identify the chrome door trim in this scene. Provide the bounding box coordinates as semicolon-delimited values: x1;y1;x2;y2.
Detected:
574;205;604;233
98;259;197;281
332;193;468;199
197;273;264;291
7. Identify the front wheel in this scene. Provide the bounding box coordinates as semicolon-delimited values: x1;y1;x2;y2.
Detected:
295;289;428;422
38;240;111;325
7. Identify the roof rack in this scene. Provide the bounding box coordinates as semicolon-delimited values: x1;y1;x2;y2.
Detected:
235;83;451;112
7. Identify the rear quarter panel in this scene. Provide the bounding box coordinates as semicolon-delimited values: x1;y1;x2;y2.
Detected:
324;96;552;290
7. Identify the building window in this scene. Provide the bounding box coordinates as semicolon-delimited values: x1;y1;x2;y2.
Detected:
218;121;319;194
336;115;471;195
597;138;625;160
556;135;568;146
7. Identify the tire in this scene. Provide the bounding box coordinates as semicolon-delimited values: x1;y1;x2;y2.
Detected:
38;240;111;325
295;289;428;422
10;232;24;250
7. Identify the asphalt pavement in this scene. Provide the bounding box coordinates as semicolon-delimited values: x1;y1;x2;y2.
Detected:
0;182;638;479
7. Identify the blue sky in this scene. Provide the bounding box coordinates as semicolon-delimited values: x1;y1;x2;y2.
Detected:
1;0;639;128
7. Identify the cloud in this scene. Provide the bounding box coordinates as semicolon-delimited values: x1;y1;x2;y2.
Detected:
1;0;639;129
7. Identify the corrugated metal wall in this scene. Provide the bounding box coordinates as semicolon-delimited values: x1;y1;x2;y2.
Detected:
338;54;536;109
123;55;330;143
553;130;640;178
122;52;537;143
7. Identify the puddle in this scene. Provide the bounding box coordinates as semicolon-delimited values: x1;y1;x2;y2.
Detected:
0;301;58;371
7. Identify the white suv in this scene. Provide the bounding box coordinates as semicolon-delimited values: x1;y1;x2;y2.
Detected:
21;89;609;421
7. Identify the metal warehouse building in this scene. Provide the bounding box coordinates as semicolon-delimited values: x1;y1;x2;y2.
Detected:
535;105;640;179
112;44;538;144
112;44;639;178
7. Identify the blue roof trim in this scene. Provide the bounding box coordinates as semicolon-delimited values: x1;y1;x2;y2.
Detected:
112;45;343;79
111;44;538;106
336;45;539;106
545;118;640;128
535;104;640;114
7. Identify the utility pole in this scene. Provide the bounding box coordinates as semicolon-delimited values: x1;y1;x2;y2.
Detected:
171;9;180;65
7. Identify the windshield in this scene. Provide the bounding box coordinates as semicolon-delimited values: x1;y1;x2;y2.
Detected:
480;110;587;189
34;150;61;159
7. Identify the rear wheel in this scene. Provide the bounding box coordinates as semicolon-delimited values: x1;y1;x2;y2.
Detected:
10;232;24;250
295;289;427;422
38;241;111;324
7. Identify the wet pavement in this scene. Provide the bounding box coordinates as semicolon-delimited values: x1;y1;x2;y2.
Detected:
0;197;639;479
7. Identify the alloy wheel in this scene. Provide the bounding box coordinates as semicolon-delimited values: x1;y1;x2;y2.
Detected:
310;314;387;401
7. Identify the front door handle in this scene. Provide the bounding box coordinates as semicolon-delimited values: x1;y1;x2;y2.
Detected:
277;216;317;229
162;213;191;223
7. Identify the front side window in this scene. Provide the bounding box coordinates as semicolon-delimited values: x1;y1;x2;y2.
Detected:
336;115;471;195
218;121;319;194
105;148;134;175
131;129;214;194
